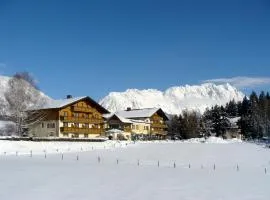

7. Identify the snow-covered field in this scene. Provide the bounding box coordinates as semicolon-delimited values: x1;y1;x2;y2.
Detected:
0;139;269;200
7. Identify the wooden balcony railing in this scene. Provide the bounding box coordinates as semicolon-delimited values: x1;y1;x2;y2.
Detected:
60;127;103;134
73;106;93;113
151;123;167;128
60;116;103;124
150;129;168;135
124;128;132;132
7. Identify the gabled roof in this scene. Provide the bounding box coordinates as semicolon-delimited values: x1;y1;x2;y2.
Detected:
43;96;87;109
115;108;169;120
108;114;133;124
226;116;241;127
35;96;109;114
103;113;114;119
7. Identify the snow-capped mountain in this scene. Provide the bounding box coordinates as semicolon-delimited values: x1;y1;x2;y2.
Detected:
99;83;245;115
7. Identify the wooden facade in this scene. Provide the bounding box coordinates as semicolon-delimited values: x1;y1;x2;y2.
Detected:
28;97;109;138
150;112;167;135
106;115;132;132
105;108;168;140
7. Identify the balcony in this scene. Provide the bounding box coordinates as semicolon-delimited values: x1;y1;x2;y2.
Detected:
73;106;93;113
124;127;132;132
60;116;103;124
60;127;103;134
150;129;168;135
151;123;167;128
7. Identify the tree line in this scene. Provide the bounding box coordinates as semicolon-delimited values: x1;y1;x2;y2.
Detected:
168;91;270;140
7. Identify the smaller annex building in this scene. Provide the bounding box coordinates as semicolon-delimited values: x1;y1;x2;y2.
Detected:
104;108;169;140
27;96;109;138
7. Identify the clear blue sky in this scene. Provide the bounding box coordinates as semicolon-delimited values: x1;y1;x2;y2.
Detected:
1;0;270;100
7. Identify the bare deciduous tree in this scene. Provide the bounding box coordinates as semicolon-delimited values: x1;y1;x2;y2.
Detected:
4;72;47;136
14;71;39;89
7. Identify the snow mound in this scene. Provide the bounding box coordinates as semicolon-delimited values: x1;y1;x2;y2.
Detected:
205;137;229;144
0;140;133;155
99;83;244;114
182;137;242;144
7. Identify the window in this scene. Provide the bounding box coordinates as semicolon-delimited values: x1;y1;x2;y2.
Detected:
63;133;68;137
63;122;68;127
41;123;44;128
73;113;79;118
47;123;55;128
84;123;89;128
136;125;139;130
84;134;88;138
63;111;68;117
74;123;79;128
132;125;135;129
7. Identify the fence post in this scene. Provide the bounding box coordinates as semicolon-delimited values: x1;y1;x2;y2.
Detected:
237;164;239;171
137;159;140;166
213;164;216;171
30;150;32;157
174;162;176;168
98;156;101;163
16;151;18;156
61;154;64;160
265;168;267;174
117;159;119;165
189;163;191;169
201;164;203;169
76;155;79;161
45;153;47;159
158;160;159;167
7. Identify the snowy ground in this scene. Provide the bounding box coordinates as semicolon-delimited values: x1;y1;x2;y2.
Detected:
0;139;269;200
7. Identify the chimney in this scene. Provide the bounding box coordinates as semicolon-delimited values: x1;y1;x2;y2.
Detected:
126;107;131;111
66;95;72;99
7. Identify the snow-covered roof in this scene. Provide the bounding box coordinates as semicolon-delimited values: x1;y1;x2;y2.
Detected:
106;129;124;133
115;115;133;123
42;96;87;109
115;108;167;119
34;96;109;113
226;117;241;125
105;113;149;124
103;113;114;119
